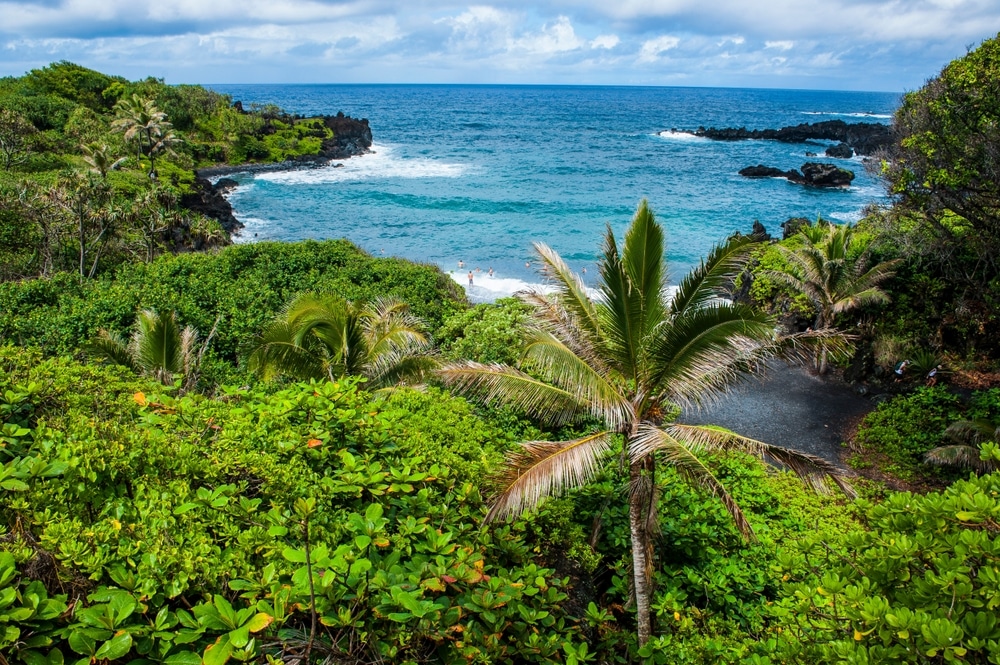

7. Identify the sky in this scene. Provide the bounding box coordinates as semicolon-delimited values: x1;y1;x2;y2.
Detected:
1;1;997;91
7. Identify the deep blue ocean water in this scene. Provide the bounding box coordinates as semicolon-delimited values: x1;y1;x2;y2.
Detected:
208;84;899;300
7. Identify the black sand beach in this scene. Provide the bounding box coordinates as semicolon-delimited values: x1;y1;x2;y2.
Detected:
683;363;873;468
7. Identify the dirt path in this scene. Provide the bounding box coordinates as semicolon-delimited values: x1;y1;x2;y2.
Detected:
681;363;874;469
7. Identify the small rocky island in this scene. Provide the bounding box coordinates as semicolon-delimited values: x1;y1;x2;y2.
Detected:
739;162;856;188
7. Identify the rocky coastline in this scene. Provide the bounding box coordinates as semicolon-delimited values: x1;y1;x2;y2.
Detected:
679;119;891;156
182;112;373;237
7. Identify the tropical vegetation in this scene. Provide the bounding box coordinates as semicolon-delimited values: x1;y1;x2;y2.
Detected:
1;32;1000;665
440;201;854;645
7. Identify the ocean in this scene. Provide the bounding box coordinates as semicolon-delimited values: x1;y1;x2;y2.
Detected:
207;84;899;301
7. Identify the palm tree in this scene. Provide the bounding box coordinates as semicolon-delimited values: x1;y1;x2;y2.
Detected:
438;200;854;645
112;95;173;176
925;418;1000;474
80;142;125;179
766;223;899;373
248;293;436;389
90;309;212;390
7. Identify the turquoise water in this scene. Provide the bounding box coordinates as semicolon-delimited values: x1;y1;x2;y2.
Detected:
208;84;899;299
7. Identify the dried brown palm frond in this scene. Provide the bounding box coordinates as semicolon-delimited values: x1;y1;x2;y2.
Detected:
486;431;613;522
629;424;753;538
438;361;586;426
663;423;857;498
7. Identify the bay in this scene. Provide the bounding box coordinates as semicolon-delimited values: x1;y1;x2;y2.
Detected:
208;84;899;299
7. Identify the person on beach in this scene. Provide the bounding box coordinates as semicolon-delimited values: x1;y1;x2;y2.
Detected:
458;260;465;268
468;271;474;286
488;267;494;277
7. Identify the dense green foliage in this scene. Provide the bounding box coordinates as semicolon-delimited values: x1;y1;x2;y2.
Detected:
852;387;1000;481
0;240;463;385
0;62;346;281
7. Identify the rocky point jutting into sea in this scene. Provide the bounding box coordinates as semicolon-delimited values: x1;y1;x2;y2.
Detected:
180;111;373;236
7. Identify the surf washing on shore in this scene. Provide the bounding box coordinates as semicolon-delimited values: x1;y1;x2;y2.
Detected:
210;84;899;302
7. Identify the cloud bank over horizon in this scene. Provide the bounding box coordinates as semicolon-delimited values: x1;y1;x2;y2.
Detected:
1;0;997;91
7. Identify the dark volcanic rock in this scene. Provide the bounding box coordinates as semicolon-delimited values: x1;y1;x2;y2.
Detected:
740;162;854;188
799;162;854;187
739;165;797;178
751;219;770;241
180;177;243;235
690;119;891;156
825;142;854;158
782;217;811;239
318;112;373;160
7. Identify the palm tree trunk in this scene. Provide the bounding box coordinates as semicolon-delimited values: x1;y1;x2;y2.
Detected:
628;459;653;646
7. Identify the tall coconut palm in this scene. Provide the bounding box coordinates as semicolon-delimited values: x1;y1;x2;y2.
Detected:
925;418;1000;474
248;293;436;389
438;200;854;645
766;223;899;373
90;309;207;389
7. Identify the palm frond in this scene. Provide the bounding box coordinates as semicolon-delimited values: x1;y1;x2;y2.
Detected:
647;303;780;406
248;320;327;381
925;444;999;473
132;309;182;378
366;346;438;389
598;224;645;379
487;431;613;522
521;329;632;429
670;234;758;315
532;242;601;340
664;423;856;497
438;361;585;426
622;200;666;337
944;419;1000;445
629;424;753;538
518;291;610;376
88;329;140;373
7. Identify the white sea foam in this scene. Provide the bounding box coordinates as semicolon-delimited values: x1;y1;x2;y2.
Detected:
655;130;709;142
230;216;272;243
448;272;681;304
801;111;892;119
253;143;468;185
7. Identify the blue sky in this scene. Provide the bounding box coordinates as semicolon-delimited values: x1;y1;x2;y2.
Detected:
1;1;997;91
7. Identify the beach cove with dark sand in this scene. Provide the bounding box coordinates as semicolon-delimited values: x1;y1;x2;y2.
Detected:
684;363;874;469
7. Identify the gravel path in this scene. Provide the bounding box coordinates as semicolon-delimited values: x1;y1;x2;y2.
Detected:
680;363;874;469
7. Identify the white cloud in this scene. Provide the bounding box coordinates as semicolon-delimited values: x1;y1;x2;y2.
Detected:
638;35;679;62
513;16;583;54
764;40;794;50
590;34;620;49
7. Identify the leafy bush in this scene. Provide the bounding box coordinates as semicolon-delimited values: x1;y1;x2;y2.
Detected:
0;347;585;664
760;470;1000;664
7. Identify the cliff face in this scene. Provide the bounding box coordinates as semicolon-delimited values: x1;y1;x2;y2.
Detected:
319;112;373;159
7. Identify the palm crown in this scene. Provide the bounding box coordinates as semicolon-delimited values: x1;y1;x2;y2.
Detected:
248;293;436;389
439;200;854;644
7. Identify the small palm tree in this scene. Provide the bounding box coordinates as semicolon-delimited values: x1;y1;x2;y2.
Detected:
90;309;207;389
767;223;899;373
925;418;1000;474
439;200;854;645
80;142;125;179
248;293;436;389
